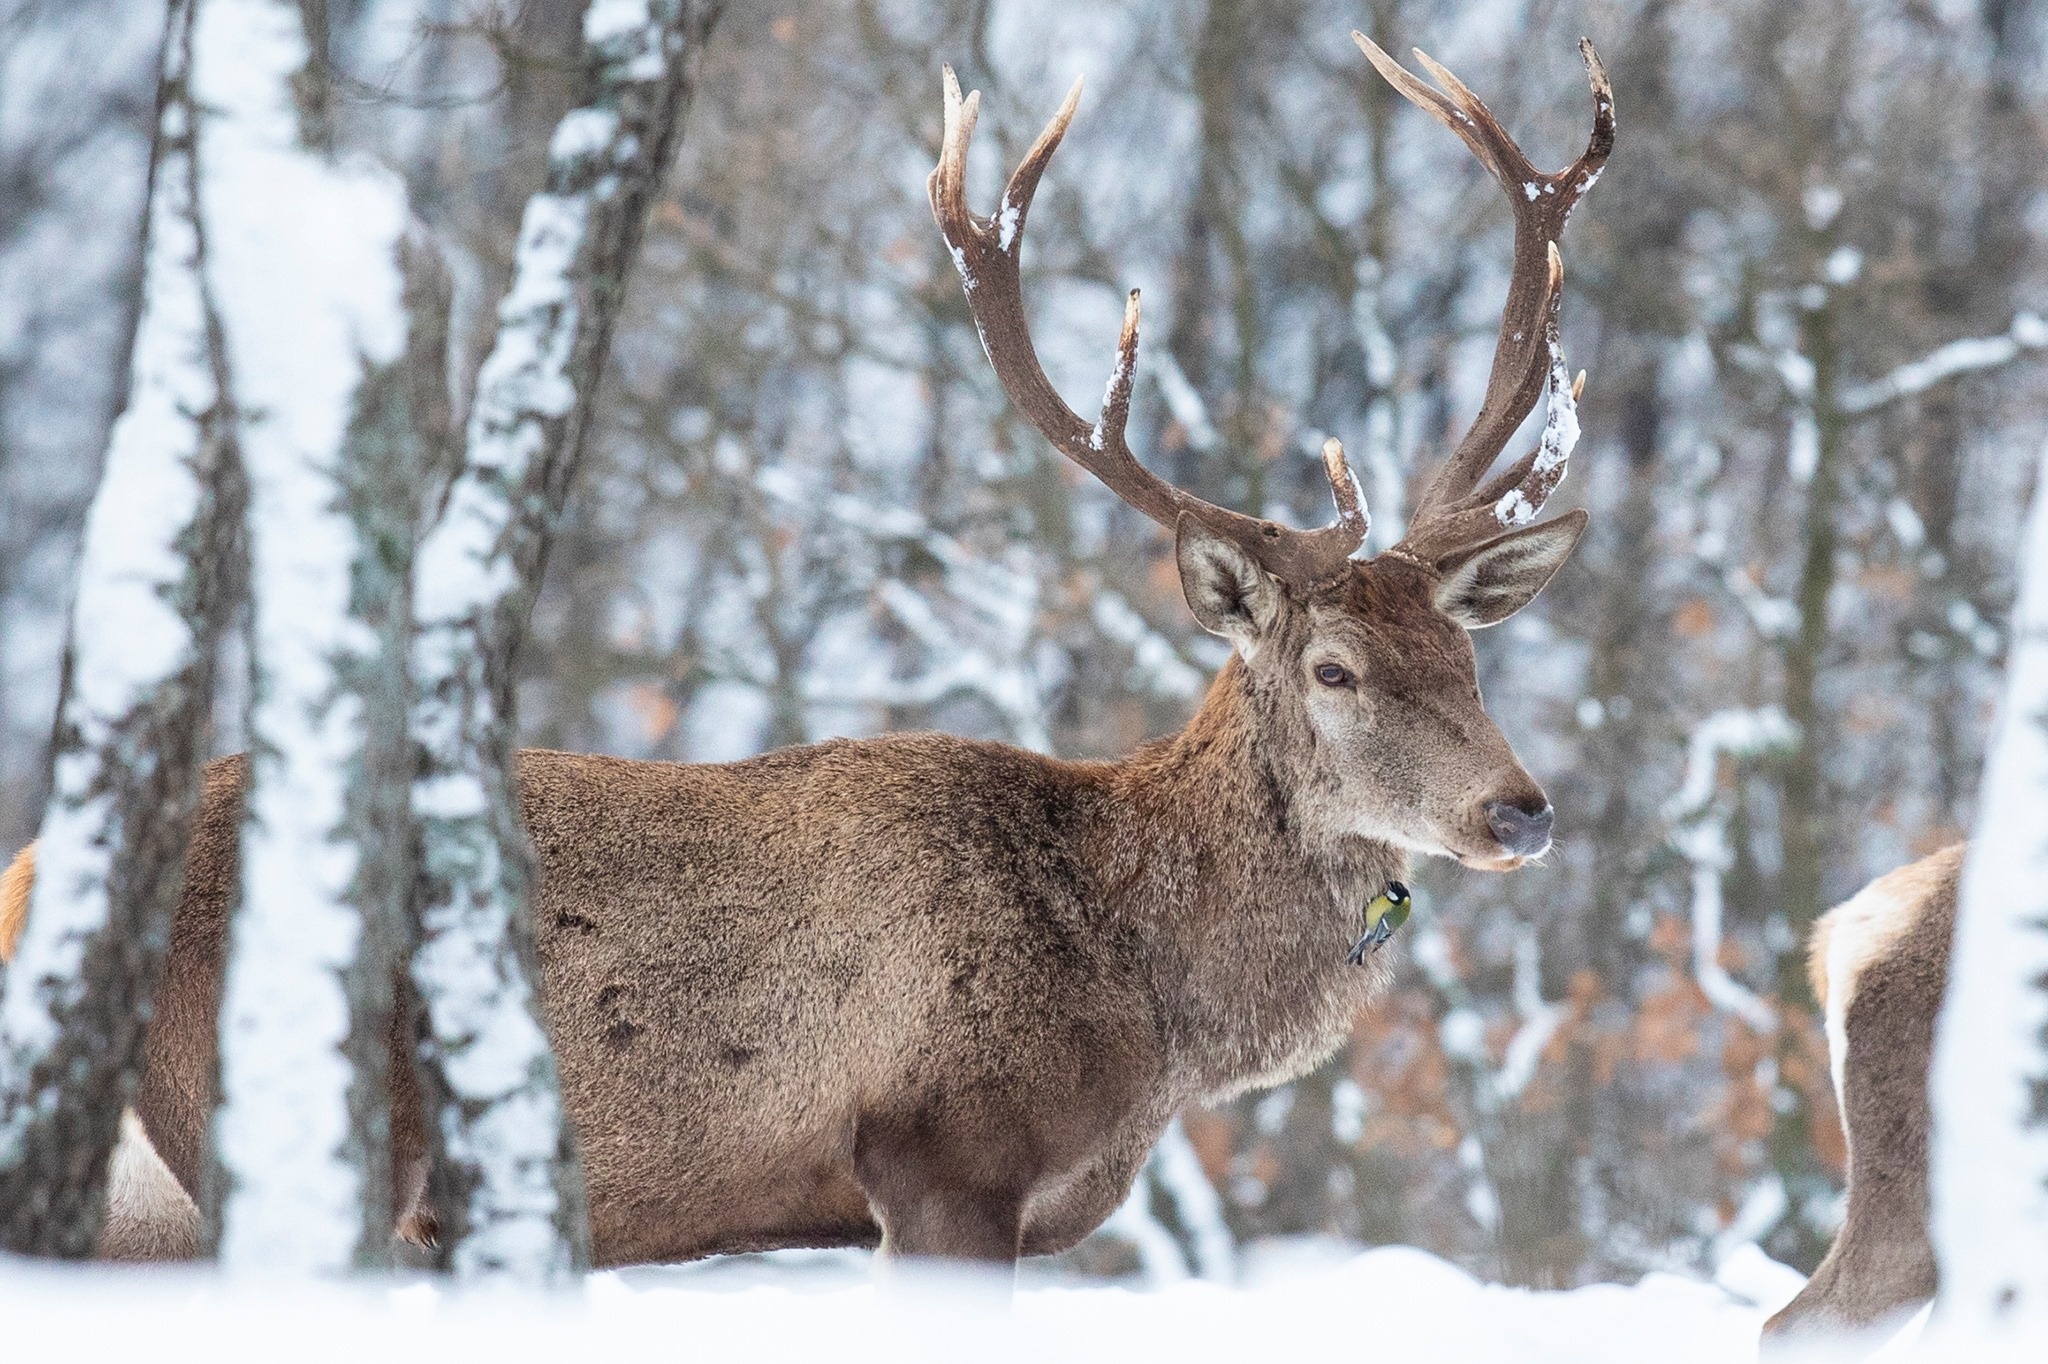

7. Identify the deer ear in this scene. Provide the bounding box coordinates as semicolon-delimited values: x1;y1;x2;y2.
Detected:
1177;515;1282;655
1433;510;1588;629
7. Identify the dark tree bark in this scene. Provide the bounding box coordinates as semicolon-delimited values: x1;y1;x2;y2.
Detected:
331;233;454;1265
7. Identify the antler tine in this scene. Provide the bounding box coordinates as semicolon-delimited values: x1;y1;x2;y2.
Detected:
930;69;1369;585
930;66;1080;262
1004;76;1083;247
1354;34;1613;561
1098;289;1141;450
1351;35;1468;142
1322;437;1370;543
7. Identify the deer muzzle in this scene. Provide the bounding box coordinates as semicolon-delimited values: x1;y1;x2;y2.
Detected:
1484;798;1554;858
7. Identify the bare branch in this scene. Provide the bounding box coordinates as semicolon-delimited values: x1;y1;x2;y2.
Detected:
1839;311;2048;416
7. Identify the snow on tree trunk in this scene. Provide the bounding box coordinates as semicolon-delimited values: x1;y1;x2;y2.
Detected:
193;0;431;1272
408;0;715;1280
1930;443;2048;1336
0;0;245;1259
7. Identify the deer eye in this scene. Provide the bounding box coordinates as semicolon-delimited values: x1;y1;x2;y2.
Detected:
1314;663;1354;689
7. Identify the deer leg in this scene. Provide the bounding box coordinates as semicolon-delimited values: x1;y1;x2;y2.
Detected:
853;1108;1031;1269
388;980;443;1265
1765;1208;1934;1349
1762;1049;1938;1349
96;1110;202;1262
393;1156;440;1263
870;1182;1025;1265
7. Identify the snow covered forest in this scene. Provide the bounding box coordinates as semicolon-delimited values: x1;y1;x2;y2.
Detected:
2;0;2047;1355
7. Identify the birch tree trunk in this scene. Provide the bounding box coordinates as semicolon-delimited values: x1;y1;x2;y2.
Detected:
408;0;717;1280
1930;444;2048;1337
0;0;244;1258
192;0;448;1272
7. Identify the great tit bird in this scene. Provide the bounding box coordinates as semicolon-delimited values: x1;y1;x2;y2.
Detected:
1346;881;1412;965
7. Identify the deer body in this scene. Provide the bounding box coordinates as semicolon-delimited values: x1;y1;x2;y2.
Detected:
9;658;1402;1263
1762;845;1959;1347
1;32;1614;1269
505;666;1412;1262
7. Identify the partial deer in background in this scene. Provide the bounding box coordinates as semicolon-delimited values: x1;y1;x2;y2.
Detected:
0;33;1612;1272
1761;844;1962;1348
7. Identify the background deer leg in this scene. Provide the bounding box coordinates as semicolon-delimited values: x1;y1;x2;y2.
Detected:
388;993;441;1264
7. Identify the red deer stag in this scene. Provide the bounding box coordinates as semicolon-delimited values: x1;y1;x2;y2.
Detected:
0;33;1612;1271
1761;844;1961;1348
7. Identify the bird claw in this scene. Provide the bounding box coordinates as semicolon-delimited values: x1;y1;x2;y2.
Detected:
1346;918;1395;965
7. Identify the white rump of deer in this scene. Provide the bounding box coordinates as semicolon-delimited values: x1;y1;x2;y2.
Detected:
0;32;1613;1273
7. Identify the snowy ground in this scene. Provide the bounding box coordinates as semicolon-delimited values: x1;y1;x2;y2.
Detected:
0;1238;1956;1364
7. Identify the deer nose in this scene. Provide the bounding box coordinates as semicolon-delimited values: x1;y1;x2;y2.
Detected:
1484;799;1553;857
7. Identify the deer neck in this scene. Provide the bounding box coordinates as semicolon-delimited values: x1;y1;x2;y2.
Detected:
1093;656;1404;1102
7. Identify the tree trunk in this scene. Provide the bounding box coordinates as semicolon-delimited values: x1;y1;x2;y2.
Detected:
193;0;446;1272
0;0;244;1258
1778;296;1843;990
407;0;719;1280
1930;444;2048;1336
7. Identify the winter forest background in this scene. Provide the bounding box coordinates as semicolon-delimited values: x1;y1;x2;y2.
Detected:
2;0;2046;1291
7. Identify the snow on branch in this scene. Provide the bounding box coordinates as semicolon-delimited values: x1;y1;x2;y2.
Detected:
1839;312;2048;416
1405;922;1519;1236
1352;256;1405;546
1721;565;1799;641
1663;707;1799;1034
867;577;1051;750
1099;1179;1192;1285
754;472;1071;750
1931;441;2048;1333
1091;591;1206;701
1496;928;1565;1101
1146;349;1221;455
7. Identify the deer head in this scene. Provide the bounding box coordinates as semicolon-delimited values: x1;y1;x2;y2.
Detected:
930;35;1613;871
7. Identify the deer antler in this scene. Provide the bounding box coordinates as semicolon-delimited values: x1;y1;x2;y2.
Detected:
1357;34;1614;561
929;68;1370;587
